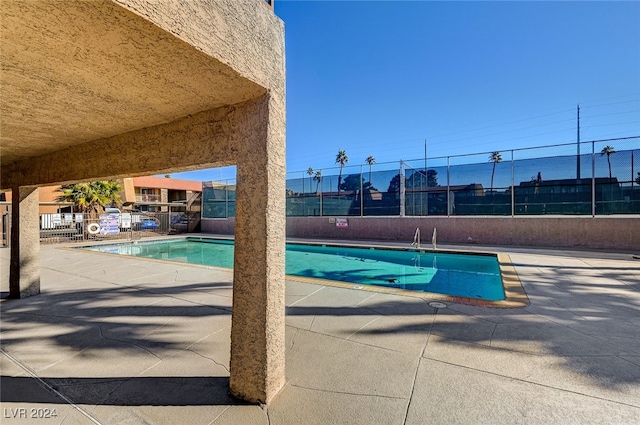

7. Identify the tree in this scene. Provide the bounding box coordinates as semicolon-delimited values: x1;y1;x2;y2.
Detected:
600;145;616;179
56;181;122;217
335;149;348;194
636;171;640;185
387;174;401;193
365;155;376;186
339;174;363;192
314;170;323;193
339;174;376;193
306;167;314;194
387;170;438;193
405;170;438;189
488;151;503;194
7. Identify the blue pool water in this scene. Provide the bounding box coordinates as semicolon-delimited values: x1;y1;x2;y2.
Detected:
84;238;505;301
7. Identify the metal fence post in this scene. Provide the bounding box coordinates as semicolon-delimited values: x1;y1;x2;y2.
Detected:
360;165;364;216
591;141;596;217
319;171;323;217
425;142;429;216
447;156;451;217
511;150;515;217
399;161;405;216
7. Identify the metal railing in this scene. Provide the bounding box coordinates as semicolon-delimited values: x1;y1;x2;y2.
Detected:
135;194;162;202
29;212;193;244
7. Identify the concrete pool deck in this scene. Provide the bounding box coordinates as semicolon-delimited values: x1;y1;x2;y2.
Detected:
1;235;640;424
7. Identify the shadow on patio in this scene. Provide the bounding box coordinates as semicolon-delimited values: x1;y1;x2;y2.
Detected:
1;252;639;409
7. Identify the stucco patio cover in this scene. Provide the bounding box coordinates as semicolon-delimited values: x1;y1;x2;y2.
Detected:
1;0;286;404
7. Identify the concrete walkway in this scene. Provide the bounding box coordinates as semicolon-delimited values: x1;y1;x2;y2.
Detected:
1;237;639;424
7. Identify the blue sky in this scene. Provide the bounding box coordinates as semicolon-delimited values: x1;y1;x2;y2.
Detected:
171;0;640;183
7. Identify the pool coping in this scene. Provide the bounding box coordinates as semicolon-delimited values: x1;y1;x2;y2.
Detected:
278;241;529;309
64;236;529;309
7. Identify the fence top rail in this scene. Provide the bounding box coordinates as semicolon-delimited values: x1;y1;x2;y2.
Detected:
285;135;640;176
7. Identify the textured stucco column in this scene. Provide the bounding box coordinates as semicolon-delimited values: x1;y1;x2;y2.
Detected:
9;186;40;298
160;189;168;212
229;94;286;404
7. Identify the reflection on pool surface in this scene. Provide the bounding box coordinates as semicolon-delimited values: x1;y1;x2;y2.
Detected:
83;237;505;301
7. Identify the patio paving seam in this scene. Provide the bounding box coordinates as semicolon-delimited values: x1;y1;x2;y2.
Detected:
617;356;640;369
4;243;640;423
402;356;423;425
559;324;640;356
497;303;640;356
286;285;327;307
355;292;379;306
86;354;172;410
308;314;318;332
99;322;163;361
207;405;232;425
185;347;230;374
424;356;640;409
1;349;105;425
0;310;91;324
40;264;234;315
265;406;271;425
404;313;437;425
285;327;299;353
285;325;410;354
488;323;498;346
140;327;231;373
35;346;95;374
344;316;382;340
424;337;535;355
286;383;408;401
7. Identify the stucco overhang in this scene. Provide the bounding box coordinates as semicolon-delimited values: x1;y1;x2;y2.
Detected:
0;0;267;168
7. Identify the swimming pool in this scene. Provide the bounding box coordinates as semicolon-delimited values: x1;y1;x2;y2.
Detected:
83;237;506;301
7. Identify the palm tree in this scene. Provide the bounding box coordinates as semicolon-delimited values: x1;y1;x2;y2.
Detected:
600;145;616;179
306;167;314;194
56;180;122;218
313;170;323;193
335;149;348;195
365;155;376;187
488;151;502;194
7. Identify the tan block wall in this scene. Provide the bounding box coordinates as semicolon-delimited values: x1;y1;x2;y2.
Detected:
202;216;640;251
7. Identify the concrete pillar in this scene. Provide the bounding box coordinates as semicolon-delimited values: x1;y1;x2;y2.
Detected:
9;186;40;298
229;94;286;404
160;188;168;212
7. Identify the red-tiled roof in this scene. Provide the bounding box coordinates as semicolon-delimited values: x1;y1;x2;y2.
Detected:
132;176;202;191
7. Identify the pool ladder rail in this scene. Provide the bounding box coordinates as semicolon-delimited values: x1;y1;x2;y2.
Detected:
412;227;421;249
432;227;437;250
411;227;437;251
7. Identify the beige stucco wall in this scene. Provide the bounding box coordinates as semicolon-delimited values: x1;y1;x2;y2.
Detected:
10;187;40;298
202;216;640;251
229;93;286;404
2;0;287;404
3;101;267;187
1;0;285;189
114;0;285;96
